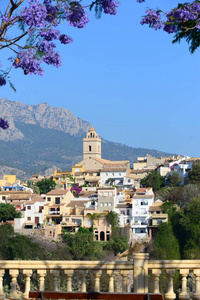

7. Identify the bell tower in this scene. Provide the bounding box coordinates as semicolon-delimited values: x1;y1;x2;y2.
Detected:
83;127;101;160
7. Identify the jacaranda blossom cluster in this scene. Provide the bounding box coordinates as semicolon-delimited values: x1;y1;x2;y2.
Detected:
102;0;118;15
0;0;119;88
1;0;200;93
140;9;163;30
139;0;200;52
0;119;9;130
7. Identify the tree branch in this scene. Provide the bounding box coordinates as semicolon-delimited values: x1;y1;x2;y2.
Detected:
7;0;24;18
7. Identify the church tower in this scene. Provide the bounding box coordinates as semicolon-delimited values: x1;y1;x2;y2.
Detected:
83;127;101;160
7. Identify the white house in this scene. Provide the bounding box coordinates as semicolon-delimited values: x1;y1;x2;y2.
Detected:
14;196;46;230
24;198;46;226
131;194;154;240
100;168;127;186
123;176;136;189
172;160;193;181
116;203;132;227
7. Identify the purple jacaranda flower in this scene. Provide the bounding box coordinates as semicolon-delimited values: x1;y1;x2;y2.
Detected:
0;118;9;129
140;9;163;30
163;24;177;33
13;49;43;75
59;34;73;44
0;76;6;86
43;52;61;67
36;40;56;52
102;0;119;15
66;2;89;28
44;0;59;23
40;28;60;41
21;0;47;27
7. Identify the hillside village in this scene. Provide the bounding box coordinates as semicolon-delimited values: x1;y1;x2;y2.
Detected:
0;127;199;243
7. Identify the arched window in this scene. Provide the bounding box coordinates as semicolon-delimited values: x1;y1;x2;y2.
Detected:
100;231;105;241
89;145;92;151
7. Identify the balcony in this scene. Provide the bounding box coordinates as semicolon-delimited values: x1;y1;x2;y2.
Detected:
131;224;147;228
1;254;200;300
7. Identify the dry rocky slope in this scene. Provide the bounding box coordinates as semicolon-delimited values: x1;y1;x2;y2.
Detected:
0;98;175;179
0;98;91;141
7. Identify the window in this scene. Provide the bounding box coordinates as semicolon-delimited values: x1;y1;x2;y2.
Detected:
141;201;148;206
112;173;114;176
106;173;108;176
86;219;92;226
27;217;31;221
89;145;92;151
135;228;145;233
27;206;31;210
100;202;103;207
109;192;113;197
47;197;51;201
141;208;146;214
108;202;112;206
104;192;109;197
119;173;121;176
127;210;130;215
100;192;103;196
2;196;6;200
104;202;108;207
55;197;60;204
128;179;131;183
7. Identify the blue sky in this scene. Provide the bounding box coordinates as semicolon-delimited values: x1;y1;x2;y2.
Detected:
1;0;200;157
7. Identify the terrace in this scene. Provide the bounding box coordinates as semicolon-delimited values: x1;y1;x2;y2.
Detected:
1;254;199;300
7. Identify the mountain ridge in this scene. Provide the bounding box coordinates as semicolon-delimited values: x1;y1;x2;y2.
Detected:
0;98;91;141
0;98;176;179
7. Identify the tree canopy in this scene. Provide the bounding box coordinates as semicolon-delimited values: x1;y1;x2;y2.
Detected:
140;0;200;53
167;171;182;187
188;164;200;184
62;228;104;260
153;222;181;260
86;212;104;231
105;211;119;229
0;223;45;259
140;170;165;191
35;178;56;194
0;203;21;222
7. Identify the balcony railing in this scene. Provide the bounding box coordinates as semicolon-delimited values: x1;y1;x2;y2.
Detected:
1;254;200;300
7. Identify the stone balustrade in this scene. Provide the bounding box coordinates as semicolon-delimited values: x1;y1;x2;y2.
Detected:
0;254;200;299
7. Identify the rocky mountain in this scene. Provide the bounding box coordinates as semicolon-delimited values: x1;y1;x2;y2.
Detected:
0;98;175;179
0;98;90;141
